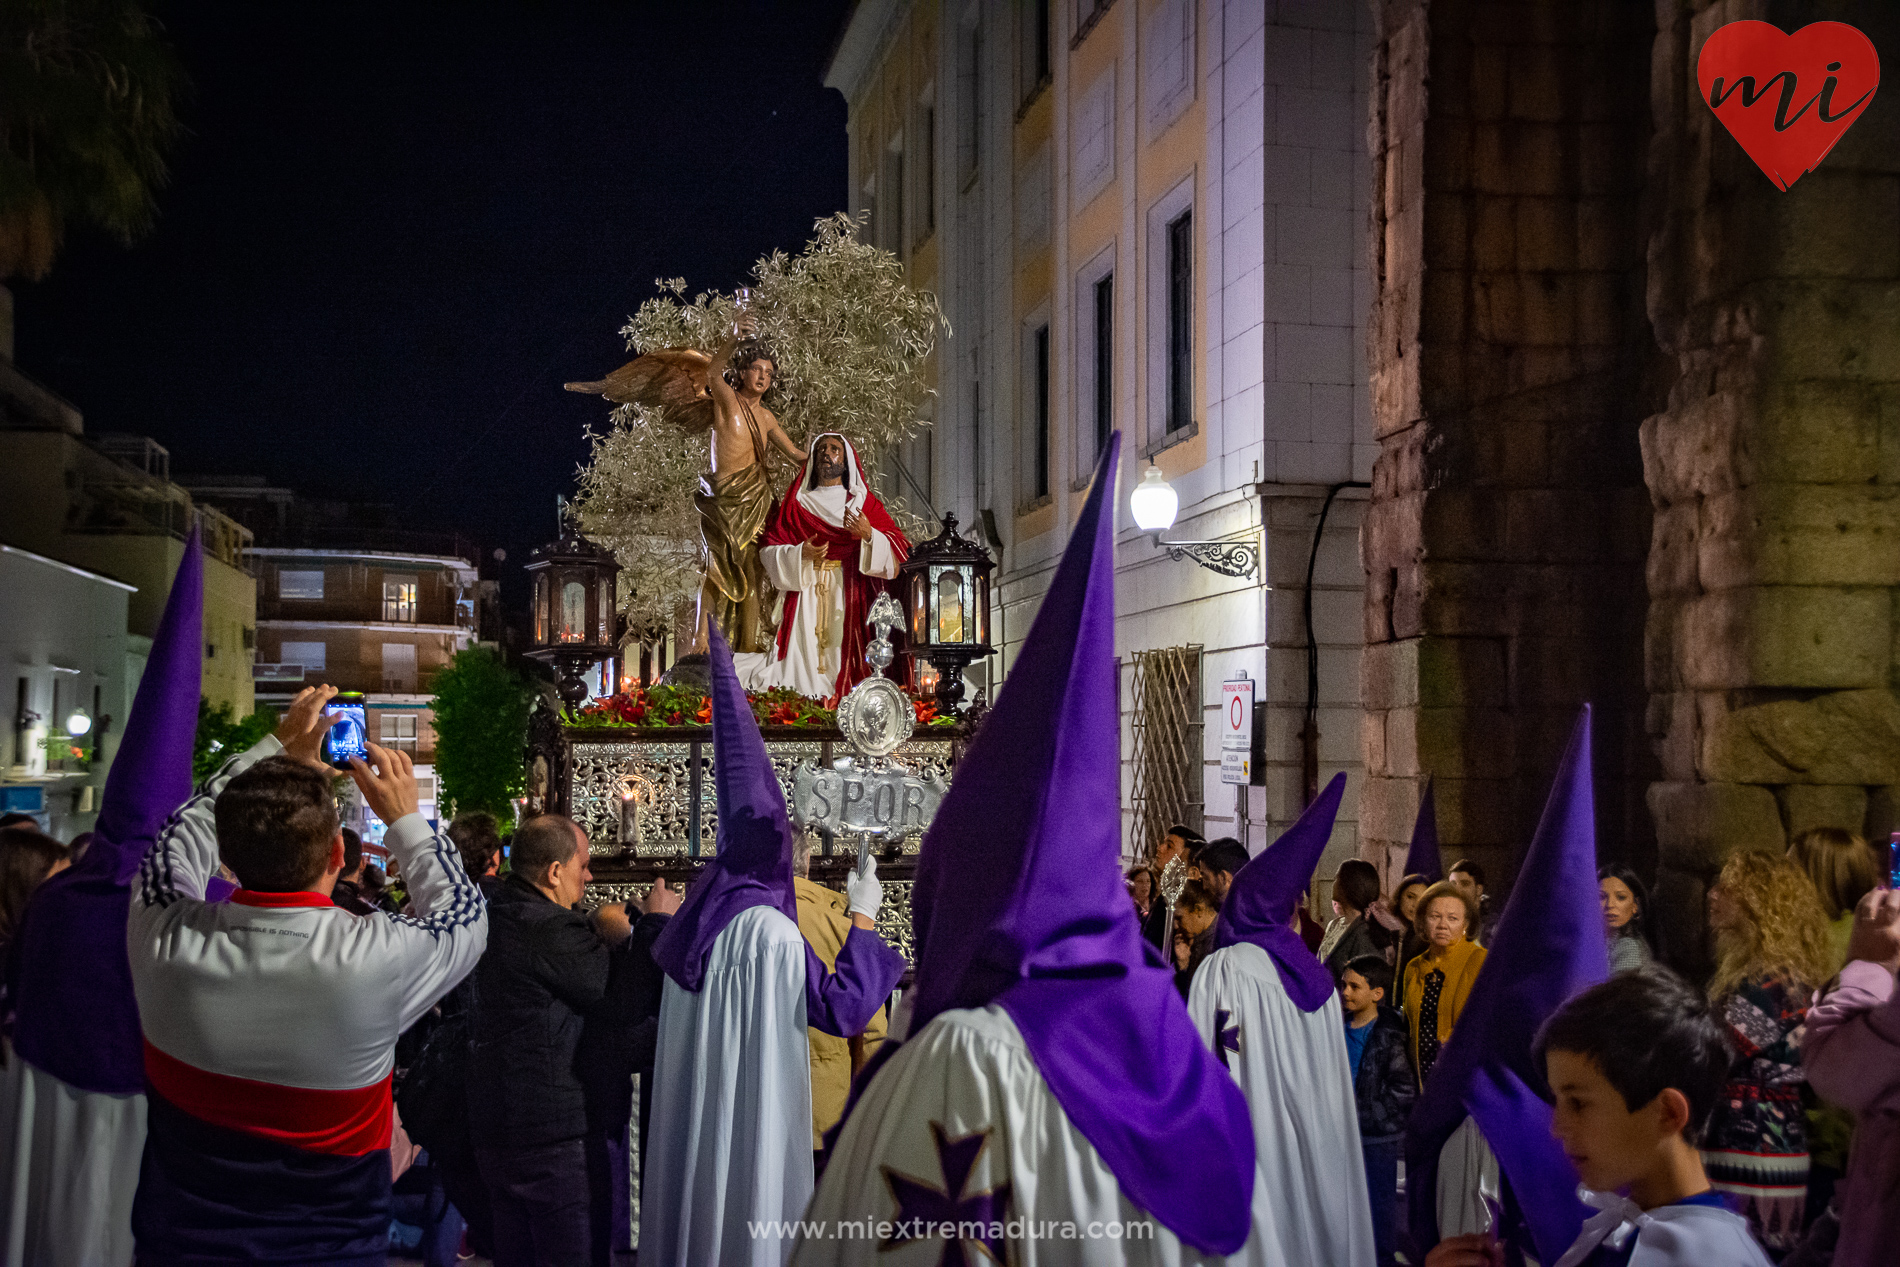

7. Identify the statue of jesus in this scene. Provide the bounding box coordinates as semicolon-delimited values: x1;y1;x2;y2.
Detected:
693;311;807;654
738;433;911;702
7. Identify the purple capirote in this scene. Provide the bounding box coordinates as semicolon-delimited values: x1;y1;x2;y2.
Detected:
648;622;902;1037
7;528;204;1094
893;431;1256;1256
1213;772;1347;1013
1405;775;1444;882
1404;705;1608;1265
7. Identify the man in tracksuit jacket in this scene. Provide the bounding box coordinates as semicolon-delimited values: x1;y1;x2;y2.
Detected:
127;685;488;1265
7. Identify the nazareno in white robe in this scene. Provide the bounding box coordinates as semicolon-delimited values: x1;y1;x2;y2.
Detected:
1185;942;1376;1267
793;1004;1288;1266
738;483;900;700
0;1047;146;1267
641;904;815;1267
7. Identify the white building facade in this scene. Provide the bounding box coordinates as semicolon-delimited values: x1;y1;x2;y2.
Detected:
827;0;1376;869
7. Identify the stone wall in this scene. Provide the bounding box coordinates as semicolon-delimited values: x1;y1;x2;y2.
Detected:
1643;0;1900;974
1361;0;1659;893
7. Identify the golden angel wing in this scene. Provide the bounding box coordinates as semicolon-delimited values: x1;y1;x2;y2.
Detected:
564;348;715;430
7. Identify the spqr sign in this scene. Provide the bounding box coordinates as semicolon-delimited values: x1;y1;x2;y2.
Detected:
790;759;948;841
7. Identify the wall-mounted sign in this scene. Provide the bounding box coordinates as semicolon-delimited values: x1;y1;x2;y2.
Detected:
1220;675;1255;786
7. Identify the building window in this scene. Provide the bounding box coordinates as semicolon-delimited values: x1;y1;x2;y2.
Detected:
1094;274;1114;458
919;99;937;238
1143;0;1195;135
281;641;327;674
382;574;418;623
279;569;324;601
1166;210;1193;433
382;713;419;754
1130;644;1204;857
884;136;905;253
1021;0;1051;104
1033;324;1051;499
957;20;981;181
382;643;418;693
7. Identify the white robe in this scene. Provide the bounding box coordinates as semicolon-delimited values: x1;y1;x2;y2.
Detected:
738;483;901;700
1552;1190;1775;1267
0;1047;145;1267
641;904;814;1267
1436;1116;1502;1238
1185;943;1376;1267
793;1003;1286;1266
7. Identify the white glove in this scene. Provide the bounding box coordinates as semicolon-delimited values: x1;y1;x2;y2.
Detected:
846;854;883;921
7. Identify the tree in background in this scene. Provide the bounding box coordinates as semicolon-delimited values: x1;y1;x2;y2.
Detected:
571;212;946;636
430;646;536;819
0;0;187;280
191;696;276;784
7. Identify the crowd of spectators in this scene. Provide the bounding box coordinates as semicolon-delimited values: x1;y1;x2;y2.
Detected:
1126;816;1899;1267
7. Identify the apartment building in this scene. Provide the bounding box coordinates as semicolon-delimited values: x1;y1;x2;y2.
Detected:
826;0;1376;866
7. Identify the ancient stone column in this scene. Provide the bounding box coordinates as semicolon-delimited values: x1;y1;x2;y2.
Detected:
1362;0;1657;894
1644;0;1900;974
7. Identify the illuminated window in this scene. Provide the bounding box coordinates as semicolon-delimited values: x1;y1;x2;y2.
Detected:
382;575;418;623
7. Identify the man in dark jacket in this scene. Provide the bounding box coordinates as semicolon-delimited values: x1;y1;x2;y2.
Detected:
466;814;668;1267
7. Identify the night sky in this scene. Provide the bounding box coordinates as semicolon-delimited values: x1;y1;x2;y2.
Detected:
14;0;852;603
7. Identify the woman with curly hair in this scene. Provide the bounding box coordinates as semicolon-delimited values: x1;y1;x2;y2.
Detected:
1702;851;1836;1256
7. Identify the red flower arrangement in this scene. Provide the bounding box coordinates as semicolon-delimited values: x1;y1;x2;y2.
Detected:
566;682;955;730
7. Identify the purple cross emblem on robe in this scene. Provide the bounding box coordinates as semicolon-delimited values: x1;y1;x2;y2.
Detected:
881;1123;1012;1266
1213;1008;1240;1069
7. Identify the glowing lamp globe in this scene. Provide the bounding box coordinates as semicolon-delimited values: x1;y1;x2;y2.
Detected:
1130;465;1179;532
64;708;92;736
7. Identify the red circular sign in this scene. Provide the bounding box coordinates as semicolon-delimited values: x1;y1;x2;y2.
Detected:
1230;696;1243;730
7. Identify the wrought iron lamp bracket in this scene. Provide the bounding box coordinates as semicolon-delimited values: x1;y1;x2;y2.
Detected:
1148;533;1259;579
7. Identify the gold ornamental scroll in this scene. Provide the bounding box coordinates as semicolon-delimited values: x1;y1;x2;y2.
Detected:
693;459;774;654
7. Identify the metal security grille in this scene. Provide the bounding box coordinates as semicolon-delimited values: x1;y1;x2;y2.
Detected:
1130;644;1203;859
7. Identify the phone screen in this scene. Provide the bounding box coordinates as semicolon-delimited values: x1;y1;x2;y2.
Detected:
325;698;369;769
1889;832;1900;891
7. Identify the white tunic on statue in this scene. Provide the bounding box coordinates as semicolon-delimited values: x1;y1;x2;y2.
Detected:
1185;942;1376;1267
641;904;814;1267
793;1004;1287;1266
738;484;900;700
0;1045;146;1267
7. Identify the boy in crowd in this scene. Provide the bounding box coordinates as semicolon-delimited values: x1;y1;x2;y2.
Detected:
1342;954;1416;1267
1426;970;1772;1267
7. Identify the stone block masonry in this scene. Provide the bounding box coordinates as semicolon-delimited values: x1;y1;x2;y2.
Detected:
1364;0;1657;895
1642;0;1900;967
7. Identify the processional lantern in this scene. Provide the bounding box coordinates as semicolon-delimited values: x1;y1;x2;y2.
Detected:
525;531;621;710
896;513;994;715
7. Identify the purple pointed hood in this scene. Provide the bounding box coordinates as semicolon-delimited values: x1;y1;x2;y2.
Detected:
1213;772;1345;1012
650;622;798;992
1404;776;1443;881
1405;706;1607;1265
9;528;204;1094
902;433;1255;1255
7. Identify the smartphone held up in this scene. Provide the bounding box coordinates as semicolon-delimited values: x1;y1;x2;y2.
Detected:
324;693;369;770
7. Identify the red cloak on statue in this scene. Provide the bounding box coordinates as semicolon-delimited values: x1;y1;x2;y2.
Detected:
758;434;911;701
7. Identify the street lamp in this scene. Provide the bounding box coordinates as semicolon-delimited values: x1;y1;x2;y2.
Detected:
524;532;622;710
1128;465;1259;579
897;513;994;716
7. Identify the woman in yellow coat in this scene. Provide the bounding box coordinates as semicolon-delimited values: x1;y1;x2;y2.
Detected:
1400;880;1486;1089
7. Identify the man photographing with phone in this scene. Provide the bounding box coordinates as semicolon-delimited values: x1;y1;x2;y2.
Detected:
128;684;488;1265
